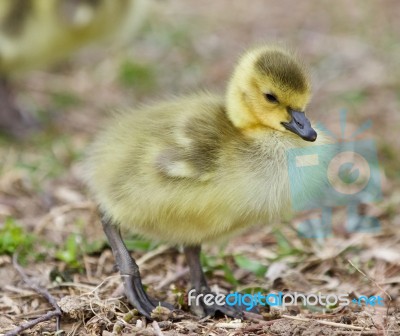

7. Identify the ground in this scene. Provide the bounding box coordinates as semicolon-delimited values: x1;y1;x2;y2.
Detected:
0;0;400;335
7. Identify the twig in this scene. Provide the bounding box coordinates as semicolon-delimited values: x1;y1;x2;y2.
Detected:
80;274;121;296
155;267;189;290
4;285;36;296
243;311;265;321
338;332;385;335
233;319;282;335
215;321;243;329
136;245;171;266
348;259;392;300
35;202;95;234
49;281;97;291
198;315;212;323
4;254;62;336
281;314;370;331
378;276;400;285
260;318;283;326
15;308;58;318
204;321;218;336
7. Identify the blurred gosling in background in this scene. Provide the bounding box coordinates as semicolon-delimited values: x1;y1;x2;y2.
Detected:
0;0;148;137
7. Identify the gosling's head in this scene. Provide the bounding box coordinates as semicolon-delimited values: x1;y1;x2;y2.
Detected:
226;46;317;142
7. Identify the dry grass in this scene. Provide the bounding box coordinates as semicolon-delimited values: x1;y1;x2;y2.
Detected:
1;0;400;335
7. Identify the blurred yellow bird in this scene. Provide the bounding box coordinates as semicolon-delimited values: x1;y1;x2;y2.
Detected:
0;0;148;136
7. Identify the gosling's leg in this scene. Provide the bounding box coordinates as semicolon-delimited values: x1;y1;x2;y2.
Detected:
184;245;208;292
184;245;251;318
101;215;174;318
0;77;38;138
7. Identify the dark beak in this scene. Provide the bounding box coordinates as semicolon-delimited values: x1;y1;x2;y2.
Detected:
281;110;317;142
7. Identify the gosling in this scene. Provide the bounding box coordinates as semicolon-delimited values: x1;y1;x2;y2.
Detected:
84;45;326;318
0;0;147;137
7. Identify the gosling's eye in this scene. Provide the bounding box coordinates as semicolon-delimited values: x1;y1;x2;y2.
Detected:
265;93;278;103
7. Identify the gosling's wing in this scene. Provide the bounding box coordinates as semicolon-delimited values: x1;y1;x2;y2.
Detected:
154;96;239;181
155;148;212;181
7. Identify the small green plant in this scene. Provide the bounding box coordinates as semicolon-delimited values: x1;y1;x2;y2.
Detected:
234;255;267;277
51;91;82;109
118;60;155;91
55;230;107;269
273;229;302;258
379;142;400;180
200;253;239;286
338;90;367;106
55;233;83;269
14;135;82;192
0;217;34;254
